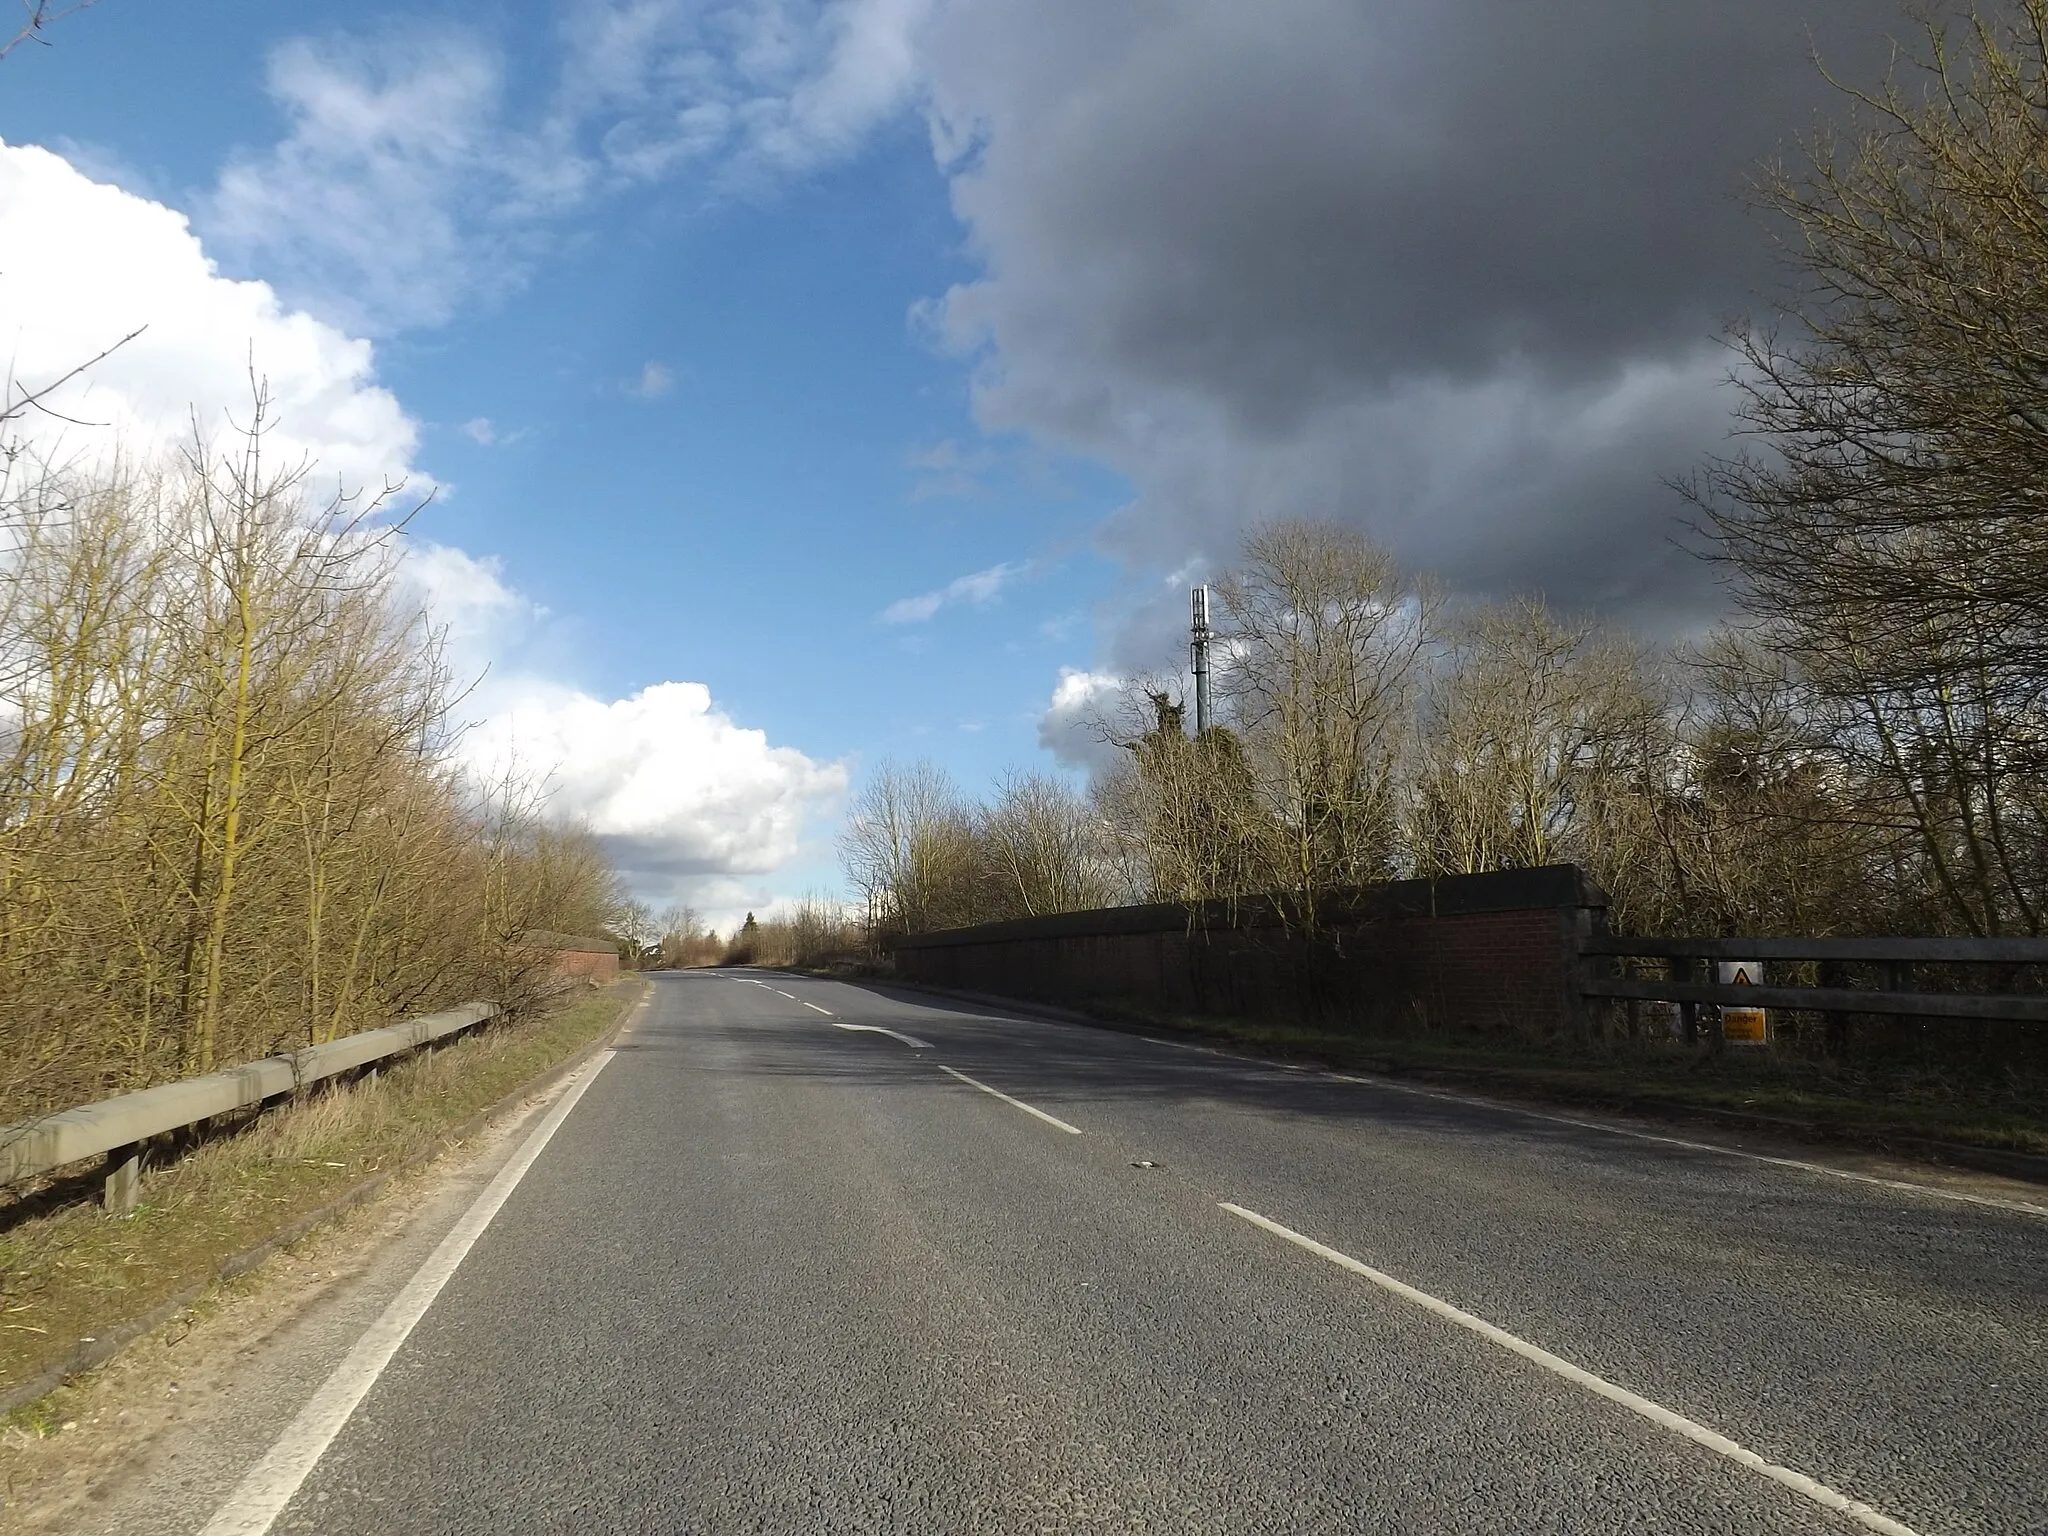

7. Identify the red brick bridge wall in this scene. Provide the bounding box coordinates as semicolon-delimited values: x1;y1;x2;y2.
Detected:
890;866;1605;1040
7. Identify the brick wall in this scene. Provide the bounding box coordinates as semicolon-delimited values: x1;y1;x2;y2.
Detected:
552;947;620;984
892;866;1605;1040
517;933;621;986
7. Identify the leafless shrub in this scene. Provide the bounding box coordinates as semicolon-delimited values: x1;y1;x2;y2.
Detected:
0;400;624;1120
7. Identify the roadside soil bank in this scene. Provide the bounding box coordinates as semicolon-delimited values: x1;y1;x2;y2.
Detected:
0;981;640;1422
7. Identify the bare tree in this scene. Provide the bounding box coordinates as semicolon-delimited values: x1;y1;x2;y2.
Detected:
733;893;863;968
615;898;654;963
1215;520;1439;912
1094;685;1271;904
1691;0;2048;934
977;769;1118;918
1409;598;1665;883
1639;631;1900;936
838;759;978;936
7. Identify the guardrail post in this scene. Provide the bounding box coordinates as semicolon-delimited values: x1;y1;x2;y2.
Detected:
1670;956;1699;1045
1819;959;1848;1054
103;1142;142;1215
1567;897;1607;1042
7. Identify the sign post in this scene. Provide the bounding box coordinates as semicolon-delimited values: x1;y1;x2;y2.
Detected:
1717;959;1767;1044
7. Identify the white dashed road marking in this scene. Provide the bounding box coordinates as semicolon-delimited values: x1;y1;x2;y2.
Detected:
832;1021;933;1049
1221;1202;1926;1536
938;1065;1083;1135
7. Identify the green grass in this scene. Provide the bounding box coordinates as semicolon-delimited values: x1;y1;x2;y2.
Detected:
1061;998;2048;1158
0;981;637;1402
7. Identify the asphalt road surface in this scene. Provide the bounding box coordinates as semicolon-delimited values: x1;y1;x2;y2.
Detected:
197;971;2046;1535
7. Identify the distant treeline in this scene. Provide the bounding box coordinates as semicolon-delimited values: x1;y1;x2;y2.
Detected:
629;898;860;972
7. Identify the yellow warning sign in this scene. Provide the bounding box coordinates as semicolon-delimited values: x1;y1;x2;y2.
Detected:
1716;959;1767;1043
1721;1007;1767;1043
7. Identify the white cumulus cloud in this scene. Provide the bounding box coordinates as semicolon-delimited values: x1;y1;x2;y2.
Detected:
1037;665;1125;773
0;139;420;496
461;680;847;889
1;142;839;910
398;542;544;677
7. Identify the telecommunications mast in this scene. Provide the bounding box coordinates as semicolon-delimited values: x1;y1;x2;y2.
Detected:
1189;585;1211;736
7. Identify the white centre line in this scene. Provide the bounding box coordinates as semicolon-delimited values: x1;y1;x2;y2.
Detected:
832;1020;933;1049
938;1064;1082;1135
785;996;932;1048
201;1050;619;1535
1220;1202;1926;1536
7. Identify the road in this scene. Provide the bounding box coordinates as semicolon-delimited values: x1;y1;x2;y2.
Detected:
188;970;2045;1534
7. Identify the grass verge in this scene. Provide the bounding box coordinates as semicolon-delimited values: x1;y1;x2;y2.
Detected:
969;991;2048;1165
0;981;635;1407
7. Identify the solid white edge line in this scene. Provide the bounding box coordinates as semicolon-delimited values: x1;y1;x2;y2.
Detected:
1320;1072;2048;1221
1128;1028;2044;1220
938;1064;1082;1135
200;1048;621;1536
1219;1203;1926;1536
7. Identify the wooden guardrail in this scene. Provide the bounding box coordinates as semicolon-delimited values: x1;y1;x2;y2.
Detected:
0;1001;500;1213
1580;934;2048;1030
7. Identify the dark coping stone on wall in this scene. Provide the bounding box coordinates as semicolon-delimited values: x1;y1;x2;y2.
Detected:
520;931;620;955
891;865;1607;952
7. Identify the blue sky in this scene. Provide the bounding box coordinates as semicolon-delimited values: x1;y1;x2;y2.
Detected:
0;0;1133;921
0;0;1897;923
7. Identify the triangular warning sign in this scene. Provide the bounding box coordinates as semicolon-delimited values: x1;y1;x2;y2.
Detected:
1731;967;1751;985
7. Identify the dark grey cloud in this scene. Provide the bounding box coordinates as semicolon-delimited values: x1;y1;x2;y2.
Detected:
915;0;1901;662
